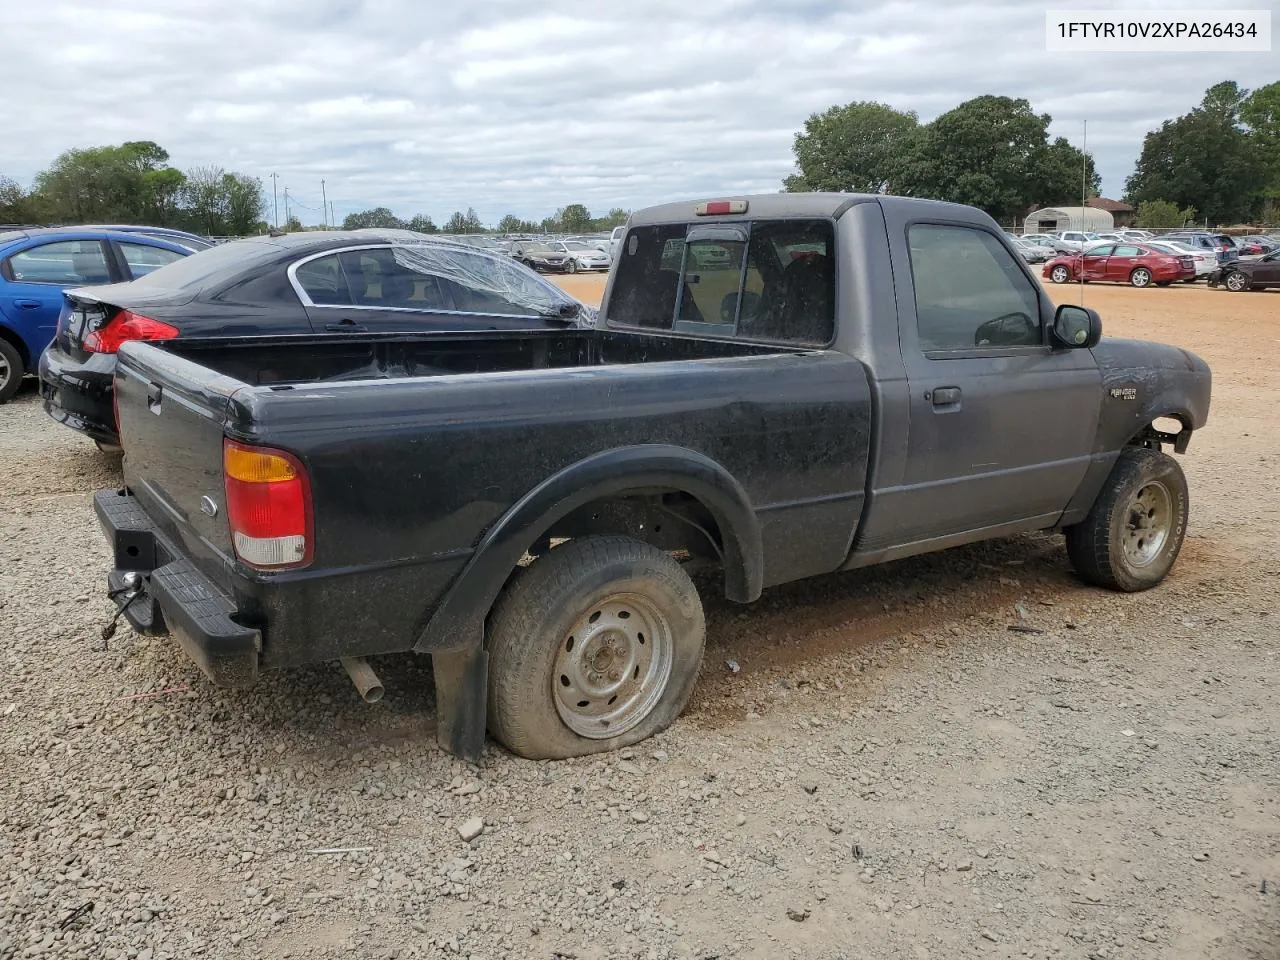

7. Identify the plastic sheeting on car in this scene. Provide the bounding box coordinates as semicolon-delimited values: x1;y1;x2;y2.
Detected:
390;241;583;319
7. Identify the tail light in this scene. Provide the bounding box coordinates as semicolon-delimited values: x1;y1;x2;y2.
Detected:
84;310;179;354
223;440;313;570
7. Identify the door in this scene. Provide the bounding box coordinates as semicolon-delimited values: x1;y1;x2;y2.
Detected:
1104;244;1143;282
1080;244;1113;281
887;221;1101;546
0;239;116;360
1254;252;1280;286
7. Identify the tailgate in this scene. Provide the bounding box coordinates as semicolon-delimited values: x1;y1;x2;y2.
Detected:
114;341;247;585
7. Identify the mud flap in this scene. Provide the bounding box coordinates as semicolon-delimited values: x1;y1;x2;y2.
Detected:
433;646;489;762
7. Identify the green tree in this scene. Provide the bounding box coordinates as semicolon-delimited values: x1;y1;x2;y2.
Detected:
496;214;523;234
1241;81;1280;200
285;214;303;232
443;207;484;233
342;206;405;230
901;95;1066;222
182;166;230;234
34;141;184;223
556;203;593;233
1031;137;1101;209
1125;81;1265;223
1134;199;1198;228
406;213;438;234
589;208;629;231
783;101;921;194
223;173;265;235
0;175;35;223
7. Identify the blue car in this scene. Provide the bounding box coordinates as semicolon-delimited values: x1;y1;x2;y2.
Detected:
0;228;194;402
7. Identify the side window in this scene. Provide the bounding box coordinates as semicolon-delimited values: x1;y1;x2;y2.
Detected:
1087;245;1115;257
294;254;352;306
6;240;111;285
908;225;1041;352
608;224;688;329
119;242;185;278
1113;245;1142;257
337;249;448;311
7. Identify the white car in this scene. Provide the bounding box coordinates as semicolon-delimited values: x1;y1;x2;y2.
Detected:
1146;240;1215;279
608;225;626;260
550;240;613;273
1054;231;1104;251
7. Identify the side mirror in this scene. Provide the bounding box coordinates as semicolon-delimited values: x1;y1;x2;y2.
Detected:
1051;304;1102;349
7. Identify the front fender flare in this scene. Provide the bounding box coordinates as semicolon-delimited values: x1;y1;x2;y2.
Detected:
413;444;762;654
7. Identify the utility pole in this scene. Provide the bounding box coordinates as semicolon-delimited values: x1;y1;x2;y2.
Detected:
321;180;328;228
330;200;336;228
270;173;279;228
284;187;290;229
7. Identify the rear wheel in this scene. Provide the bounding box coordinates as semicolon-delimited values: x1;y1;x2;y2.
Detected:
1050;265;1071;284
486;536;706;759
0;338;24;404
94;440;123;455
1065;447;1189;592
1130;267;1152;287
1224;271;1250;292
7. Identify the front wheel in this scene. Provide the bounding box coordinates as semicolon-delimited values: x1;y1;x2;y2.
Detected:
1065;447;1189;592
1224;271;1250;292
0;338;24;404
1050;265;1071;284
1130;267;1152;287
565;259;578;274
486;536;706;759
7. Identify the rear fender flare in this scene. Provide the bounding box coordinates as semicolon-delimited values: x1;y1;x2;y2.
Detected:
413;444;762;654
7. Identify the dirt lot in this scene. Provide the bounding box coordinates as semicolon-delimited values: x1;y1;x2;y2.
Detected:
1;278;1277;960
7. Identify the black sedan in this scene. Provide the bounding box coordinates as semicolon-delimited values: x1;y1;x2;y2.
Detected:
1207;247;1280;292
40;231;591;450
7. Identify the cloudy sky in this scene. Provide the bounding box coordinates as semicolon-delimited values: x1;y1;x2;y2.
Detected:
2;0;1274;226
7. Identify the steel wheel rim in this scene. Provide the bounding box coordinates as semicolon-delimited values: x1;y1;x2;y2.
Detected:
1051;266;1068;283
0;354;9;389
1123;481;1172;568
553;592;674;739
1132;269;1151;287
1226;272;1247;291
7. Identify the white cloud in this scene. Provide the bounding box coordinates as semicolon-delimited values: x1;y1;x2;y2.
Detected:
1;0;1274;225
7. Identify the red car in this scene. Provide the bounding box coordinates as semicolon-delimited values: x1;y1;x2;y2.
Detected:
1042;243;1196;288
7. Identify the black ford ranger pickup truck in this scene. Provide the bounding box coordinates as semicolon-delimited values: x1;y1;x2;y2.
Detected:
96;193;1211;762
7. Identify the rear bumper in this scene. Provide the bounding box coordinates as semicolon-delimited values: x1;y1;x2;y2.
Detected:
94;488;261;687
39;347;120;445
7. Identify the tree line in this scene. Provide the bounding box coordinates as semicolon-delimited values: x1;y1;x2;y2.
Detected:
339;203;629;235
0;141;266;236
784;80;1280;227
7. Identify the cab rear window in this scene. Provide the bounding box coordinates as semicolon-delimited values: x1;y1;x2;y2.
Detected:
608;219;834;346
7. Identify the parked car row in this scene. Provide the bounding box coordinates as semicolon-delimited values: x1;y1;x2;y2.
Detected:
1040;235;1280;290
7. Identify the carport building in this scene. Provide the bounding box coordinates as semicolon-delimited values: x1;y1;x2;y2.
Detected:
1022;206;1114;233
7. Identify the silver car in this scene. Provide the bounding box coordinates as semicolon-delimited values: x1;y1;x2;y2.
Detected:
550;240;613;273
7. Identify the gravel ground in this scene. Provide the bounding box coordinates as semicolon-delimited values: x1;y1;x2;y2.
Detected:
1;281;1277;960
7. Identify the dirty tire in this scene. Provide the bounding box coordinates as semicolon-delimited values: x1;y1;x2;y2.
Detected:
1065;447;1189;592
0;338;23;404
486;536;705;760
95;440;123;455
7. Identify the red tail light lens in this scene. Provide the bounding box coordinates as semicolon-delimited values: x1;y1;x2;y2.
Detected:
84;310;179;354
223;440;313;570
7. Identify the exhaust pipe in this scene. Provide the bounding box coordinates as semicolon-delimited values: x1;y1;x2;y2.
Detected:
340;657;384;703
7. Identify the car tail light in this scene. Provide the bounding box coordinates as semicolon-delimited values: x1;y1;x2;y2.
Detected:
223;440;313;570
695;200;748;216
84;310;179;354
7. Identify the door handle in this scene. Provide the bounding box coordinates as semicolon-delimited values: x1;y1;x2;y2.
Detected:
15;299;41;309
929;386;962;409
324;319;368;333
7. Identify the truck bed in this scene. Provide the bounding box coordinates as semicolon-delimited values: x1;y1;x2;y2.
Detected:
153;329;795;387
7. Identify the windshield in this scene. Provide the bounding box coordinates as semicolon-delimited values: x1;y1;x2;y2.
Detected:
392;242;580;317
563;241;594;251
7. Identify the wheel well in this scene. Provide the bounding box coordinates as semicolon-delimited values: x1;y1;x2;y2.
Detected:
0;325;31;370
1130;414;1191;453
537;490;724;562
